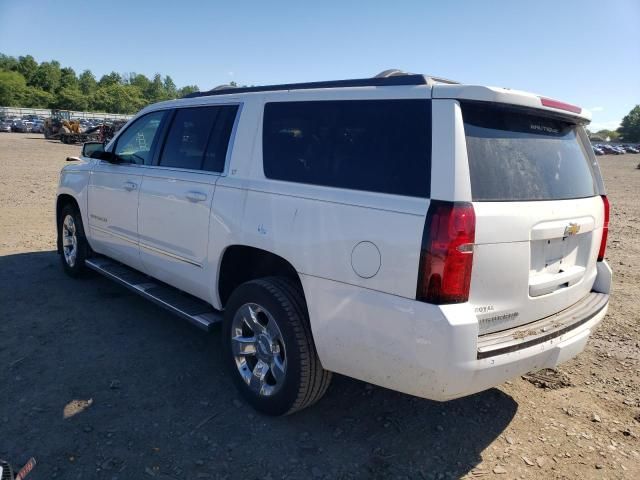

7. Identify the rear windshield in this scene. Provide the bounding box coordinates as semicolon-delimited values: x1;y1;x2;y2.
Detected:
462;102;598;201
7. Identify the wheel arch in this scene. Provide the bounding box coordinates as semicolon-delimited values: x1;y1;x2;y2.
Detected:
217;245;304;308
56;194;81;254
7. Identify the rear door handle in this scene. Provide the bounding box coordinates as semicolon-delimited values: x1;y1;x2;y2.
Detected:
123;181;138;191
186;191;207;203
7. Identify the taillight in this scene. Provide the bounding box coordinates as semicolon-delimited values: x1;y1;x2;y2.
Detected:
416;201;475;304
597;195;610;262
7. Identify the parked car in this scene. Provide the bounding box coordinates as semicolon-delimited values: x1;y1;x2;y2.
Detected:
599;144;622;155
55;70;612;415
622;145;639;154
31;121;44;134
11;120;30;133
0;120;12;133
592;146;604;155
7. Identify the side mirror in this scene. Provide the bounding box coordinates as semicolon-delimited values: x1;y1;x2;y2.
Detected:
82;142;120;163
95;151;121;163
81;141;105;158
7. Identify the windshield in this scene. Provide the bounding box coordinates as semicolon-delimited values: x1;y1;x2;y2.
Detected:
462;102;599;201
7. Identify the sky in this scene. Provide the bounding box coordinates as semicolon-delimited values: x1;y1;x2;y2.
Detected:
1;0;638;131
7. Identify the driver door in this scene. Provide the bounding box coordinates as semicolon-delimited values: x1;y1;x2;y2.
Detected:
87;111;168;271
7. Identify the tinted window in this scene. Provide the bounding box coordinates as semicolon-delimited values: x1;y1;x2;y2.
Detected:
114;111;166;164
202;105;238;172
263;100;431;197
462;102;598;201
159;105;238;172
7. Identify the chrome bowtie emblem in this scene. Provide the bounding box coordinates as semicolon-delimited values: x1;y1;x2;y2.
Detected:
564;223;580;236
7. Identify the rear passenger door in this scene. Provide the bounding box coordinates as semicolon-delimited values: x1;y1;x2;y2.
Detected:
138;104;238;301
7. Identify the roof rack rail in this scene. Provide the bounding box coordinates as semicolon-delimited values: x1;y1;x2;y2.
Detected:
183;69;459;99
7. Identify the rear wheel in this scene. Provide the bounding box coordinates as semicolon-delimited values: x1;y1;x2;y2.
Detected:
58;203;89;277
222;277;332;415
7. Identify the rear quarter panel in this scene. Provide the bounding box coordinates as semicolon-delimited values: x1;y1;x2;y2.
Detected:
208;89;432;307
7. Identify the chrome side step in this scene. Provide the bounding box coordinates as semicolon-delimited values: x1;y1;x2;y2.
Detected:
85;256;222;331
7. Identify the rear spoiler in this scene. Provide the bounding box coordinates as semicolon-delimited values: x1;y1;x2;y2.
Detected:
432;85;591;123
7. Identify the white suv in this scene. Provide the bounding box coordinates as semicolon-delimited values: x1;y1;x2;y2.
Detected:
56;70;612;415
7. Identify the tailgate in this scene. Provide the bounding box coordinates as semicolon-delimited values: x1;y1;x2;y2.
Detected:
458;101;606;334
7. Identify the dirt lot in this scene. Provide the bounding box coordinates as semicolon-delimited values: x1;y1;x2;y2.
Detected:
0;132;638;479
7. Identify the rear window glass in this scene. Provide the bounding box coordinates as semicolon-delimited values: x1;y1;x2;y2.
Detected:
462;102;598;201
263;100;431;197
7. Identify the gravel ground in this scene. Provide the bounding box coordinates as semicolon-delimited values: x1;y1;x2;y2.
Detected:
0;132;638;479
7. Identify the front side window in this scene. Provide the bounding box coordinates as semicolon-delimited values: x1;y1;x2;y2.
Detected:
114;111;166;165
262;100;431;197
159;105;238;172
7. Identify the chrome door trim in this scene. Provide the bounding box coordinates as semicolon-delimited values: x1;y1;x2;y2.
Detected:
92;207;203;267
138;241;203;268
90;224;138;245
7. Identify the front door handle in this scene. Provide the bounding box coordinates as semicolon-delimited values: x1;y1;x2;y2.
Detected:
186;191;208;203
123;181;138;191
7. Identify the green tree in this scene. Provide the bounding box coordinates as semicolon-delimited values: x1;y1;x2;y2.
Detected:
178;85;199;97
16;55;38;83
595;129;620;141
31;60;62;93
163;75;177;98
0;54;19;71
0;52;199;113
91;83;146;113
59;67;79;90
144;73;165;103
128;73;151;92
98;71;123;87
54;87;88;110
21;87;54;108
0;70;27;106
78;70;97;95
618;105;640;142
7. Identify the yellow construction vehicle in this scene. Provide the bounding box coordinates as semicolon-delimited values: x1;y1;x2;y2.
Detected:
43;109;72;139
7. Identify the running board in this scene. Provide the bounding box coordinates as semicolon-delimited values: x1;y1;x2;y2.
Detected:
85;256;222;331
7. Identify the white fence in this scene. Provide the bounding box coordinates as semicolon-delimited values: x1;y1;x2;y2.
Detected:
0;106;131;121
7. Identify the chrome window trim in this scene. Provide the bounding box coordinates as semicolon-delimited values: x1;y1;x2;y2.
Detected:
137;164;223;177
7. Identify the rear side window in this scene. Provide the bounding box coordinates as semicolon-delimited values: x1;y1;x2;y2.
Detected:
263;100;431;197
159;105;238;172
462;102;598;201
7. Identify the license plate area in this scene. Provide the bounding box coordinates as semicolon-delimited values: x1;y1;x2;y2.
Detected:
535;236;578;274
529;233;590;297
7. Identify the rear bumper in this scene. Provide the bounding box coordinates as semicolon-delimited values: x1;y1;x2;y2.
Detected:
303;261;611;401
476;292;608;359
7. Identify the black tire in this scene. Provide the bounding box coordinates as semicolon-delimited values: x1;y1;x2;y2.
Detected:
58;203;89;277
222;277;332;415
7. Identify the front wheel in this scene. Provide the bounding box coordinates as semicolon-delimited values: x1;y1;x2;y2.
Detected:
58;204;89;277
222;277;332;415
